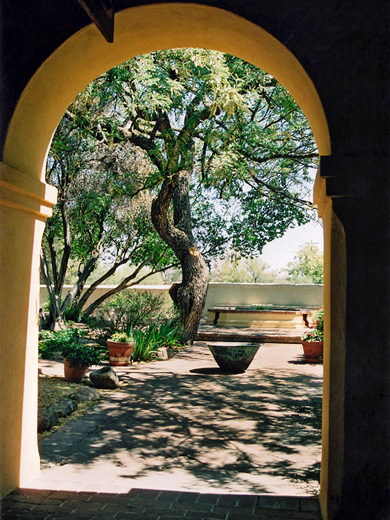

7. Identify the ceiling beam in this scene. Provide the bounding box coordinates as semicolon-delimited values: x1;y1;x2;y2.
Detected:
77;0;114;43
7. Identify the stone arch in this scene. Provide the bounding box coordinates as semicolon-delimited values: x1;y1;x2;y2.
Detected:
3;3;330;181
1;4;338;516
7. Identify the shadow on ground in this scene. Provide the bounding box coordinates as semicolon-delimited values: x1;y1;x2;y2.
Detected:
39;347;322;495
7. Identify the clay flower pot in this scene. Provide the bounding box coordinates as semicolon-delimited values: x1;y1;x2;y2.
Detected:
207;342;261;373
107;340;135;366
63;357;89;383
301;340;323;363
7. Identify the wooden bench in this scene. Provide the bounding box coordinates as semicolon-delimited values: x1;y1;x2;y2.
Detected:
207;306;312;329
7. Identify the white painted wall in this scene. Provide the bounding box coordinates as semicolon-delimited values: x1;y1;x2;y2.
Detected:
40;282;323;316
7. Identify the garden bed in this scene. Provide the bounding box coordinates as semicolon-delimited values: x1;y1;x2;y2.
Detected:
38;375;116;439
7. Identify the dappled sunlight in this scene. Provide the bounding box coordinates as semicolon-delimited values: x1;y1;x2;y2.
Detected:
38;343;322;495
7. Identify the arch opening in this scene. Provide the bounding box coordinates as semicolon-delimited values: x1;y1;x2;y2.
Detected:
36;42;322;494
0;3;333;509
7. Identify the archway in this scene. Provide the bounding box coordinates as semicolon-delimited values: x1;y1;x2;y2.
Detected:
0;3;336;516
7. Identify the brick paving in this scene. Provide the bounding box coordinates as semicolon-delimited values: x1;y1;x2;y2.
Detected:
1;488;321;519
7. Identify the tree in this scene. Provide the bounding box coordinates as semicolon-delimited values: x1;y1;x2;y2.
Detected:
41;126;177;330
210;257;284;283
62;48;318;341
286;242;323;284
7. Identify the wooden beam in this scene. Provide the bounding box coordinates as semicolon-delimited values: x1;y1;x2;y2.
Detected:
77;0;114;43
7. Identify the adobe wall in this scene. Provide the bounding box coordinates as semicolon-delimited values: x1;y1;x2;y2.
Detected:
39;283;324;316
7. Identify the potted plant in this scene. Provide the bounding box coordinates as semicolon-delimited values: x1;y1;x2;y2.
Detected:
61;342;101;382
107;331;135;366
301;307;324;363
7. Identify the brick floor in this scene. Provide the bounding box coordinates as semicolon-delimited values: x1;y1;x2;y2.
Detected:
1;489;322;519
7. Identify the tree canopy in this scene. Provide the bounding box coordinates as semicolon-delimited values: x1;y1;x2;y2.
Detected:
43;48;318;337
41;124;177;329
68;48;317;259
286;242;323;284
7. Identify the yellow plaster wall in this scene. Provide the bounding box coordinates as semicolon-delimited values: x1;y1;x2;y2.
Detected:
0;163;57;496
314;172;346;520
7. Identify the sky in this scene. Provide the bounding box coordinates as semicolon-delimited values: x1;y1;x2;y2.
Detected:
258;220;324;271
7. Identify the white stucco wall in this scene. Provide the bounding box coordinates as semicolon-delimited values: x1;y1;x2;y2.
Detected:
40;282;323;316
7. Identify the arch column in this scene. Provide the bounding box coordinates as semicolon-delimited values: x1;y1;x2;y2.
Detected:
0;162;57;497
314;166;346;520
316;155;390;520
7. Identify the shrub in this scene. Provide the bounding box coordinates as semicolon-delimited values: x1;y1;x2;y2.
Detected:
38;328;85;359
131;327;159;362
64;305;82;322
153;322;182;349
61;342;101;368
101;291;166;331
301;307;324;342
131;322;184;362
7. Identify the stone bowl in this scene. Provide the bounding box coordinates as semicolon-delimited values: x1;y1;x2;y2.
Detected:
206;342;261;373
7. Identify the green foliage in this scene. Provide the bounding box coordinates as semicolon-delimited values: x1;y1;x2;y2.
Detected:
44;47;318;335
210;256;285;283
153;322;183;348
61;342;101;368
101;291;166;331
68;48;318;262
312;307;324;333
64;306;82;322
38;328;85;360
287;242;323;284
131;327;159;362
131;322;183;362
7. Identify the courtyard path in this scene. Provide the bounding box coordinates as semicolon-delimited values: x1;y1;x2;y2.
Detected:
32;341;322;497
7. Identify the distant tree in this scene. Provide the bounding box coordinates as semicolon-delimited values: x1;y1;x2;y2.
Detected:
286;242;323;284
210;257;284;283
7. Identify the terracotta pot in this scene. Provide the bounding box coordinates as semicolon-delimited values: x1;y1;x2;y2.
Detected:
107;340;135;366
207;342;261;373
301;340;323;363
63;357;89;383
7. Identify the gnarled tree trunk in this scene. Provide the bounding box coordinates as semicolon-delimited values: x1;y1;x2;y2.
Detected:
151;170;208;343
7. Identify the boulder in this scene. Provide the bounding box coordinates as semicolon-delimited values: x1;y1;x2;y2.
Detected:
89;366;119;389
38;407;58;433
69;386;100;403
54;398;78;418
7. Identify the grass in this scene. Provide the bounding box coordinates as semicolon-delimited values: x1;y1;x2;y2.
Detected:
38;375;116;439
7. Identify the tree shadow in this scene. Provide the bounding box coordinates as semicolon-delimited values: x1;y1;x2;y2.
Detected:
39;347;322;494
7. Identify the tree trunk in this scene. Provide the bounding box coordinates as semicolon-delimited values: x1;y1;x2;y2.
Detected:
169;248;209;343
151;170;209;343
40;245;67;330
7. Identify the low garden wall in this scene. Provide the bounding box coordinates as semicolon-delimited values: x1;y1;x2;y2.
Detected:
40;282;323;317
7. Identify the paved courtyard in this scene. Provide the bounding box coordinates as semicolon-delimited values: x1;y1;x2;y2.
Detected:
2;341;323;519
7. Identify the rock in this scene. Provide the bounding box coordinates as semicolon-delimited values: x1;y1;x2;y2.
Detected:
155;347;168;360
54;398;78;418
69;386;100;403
38;407;58;433
89;366;119;389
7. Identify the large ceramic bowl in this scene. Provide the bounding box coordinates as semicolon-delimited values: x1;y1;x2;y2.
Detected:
207;342;261;373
